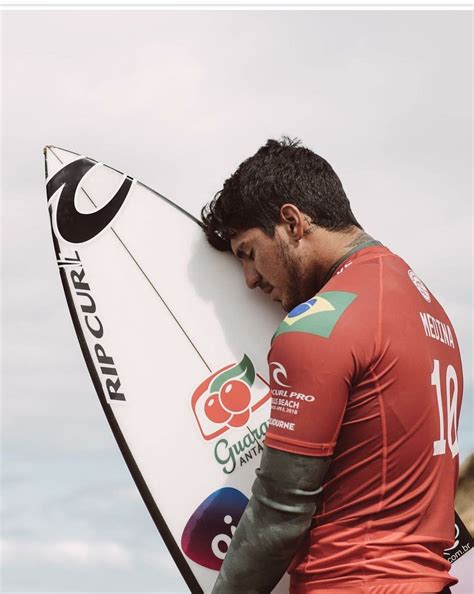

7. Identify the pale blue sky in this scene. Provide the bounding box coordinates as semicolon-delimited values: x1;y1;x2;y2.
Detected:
1;9;472;593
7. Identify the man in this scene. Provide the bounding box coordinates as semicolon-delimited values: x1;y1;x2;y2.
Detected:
200;138;462;594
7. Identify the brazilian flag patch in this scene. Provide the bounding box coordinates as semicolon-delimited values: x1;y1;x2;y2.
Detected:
273;291;357;341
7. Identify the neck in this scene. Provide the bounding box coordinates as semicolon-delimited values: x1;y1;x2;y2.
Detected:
306;227;375;291
342;230;376;251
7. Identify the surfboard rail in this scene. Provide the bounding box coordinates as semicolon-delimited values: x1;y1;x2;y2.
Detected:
45;145;204;593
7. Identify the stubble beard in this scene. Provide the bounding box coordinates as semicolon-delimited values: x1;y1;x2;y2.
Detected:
278;240;306;313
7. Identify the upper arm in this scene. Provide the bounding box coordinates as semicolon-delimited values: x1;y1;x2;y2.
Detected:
265;290;360;457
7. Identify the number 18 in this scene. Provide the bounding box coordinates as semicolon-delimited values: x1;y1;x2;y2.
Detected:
431;359;459;458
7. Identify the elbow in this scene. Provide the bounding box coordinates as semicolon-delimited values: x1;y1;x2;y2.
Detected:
249;477;317;553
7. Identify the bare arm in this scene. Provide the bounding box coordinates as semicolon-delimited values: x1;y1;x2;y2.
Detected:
211;445;331;594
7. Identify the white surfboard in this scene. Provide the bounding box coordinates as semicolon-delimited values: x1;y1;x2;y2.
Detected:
44;146;473;593
44;145;288;593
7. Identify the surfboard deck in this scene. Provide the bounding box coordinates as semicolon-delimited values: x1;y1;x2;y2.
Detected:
44;146;473;593
44;145;288;593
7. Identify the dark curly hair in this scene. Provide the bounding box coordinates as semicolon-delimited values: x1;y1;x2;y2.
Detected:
201;136;362;251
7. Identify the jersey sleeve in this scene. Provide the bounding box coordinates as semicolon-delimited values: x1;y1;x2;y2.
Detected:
264;291;360;457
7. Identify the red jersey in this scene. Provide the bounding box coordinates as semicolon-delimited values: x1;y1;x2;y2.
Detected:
265;244;463;593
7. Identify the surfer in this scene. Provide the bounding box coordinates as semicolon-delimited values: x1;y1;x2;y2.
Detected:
201;137;461;594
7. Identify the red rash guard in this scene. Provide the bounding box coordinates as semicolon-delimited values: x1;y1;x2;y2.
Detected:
265;244;463;594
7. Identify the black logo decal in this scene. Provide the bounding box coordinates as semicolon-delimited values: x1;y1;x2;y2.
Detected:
444;512;474;563
47;157;133;244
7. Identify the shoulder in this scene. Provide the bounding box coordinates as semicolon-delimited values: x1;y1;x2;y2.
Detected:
271;251;395;345
272;290;358;343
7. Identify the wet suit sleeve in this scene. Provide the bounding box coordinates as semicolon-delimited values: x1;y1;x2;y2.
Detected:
211;445;330;594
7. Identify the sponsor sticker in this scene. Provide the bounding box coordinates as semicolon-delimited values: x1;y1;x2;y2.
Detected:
59;248;126;403
191;355;271;474
444;515;474;564
47;157;134;245
181;487;248;571
192;355;270;441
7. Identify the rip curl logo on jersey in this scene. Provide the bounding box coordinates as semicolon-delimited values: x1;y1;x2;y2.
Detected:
181;487;248;571
408;269;431;303
192;355;271;441
46;157;134;244
273;291;357;341
270;360;317;417
270;362;291;387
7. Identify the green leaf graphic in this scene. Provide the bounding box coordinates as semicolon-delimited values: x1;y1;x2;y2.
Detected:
210;354;255;393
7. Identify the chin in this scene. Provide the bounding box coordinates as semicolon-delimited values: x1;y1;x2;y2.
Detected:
283;293;305;313
280;287;307;313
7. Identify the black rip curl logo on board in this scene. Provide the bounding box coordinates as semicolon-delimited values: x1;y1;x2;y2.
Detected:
47;157;133;244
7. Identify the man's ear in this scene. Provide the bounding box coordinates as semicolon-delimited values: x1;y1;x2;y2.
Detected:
279;204;306;241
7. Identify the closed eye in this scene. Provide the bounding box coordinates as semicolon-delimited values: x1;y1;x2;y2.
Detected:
236;248;254;261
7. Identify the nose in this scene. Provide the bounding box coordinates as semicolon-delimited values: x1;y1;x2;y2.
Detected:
243;261;261;289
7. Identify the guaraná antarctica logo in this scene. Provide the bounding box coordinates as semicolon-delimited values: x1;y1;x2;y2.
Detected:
192;355;271;474
181;487;249;571
192;355;270;440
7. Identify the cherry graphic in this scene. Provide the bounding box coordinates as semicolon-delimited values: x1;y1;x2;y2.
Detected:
227;409;250;427
205;393;231;423
220;380;252;413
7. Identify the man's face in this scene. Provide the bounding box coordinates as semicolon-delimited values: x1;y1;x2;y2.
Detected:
230;226;312;312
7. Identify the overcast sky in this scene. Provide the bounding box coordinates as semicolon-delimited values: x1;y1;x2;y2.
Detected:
1;9;472;594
